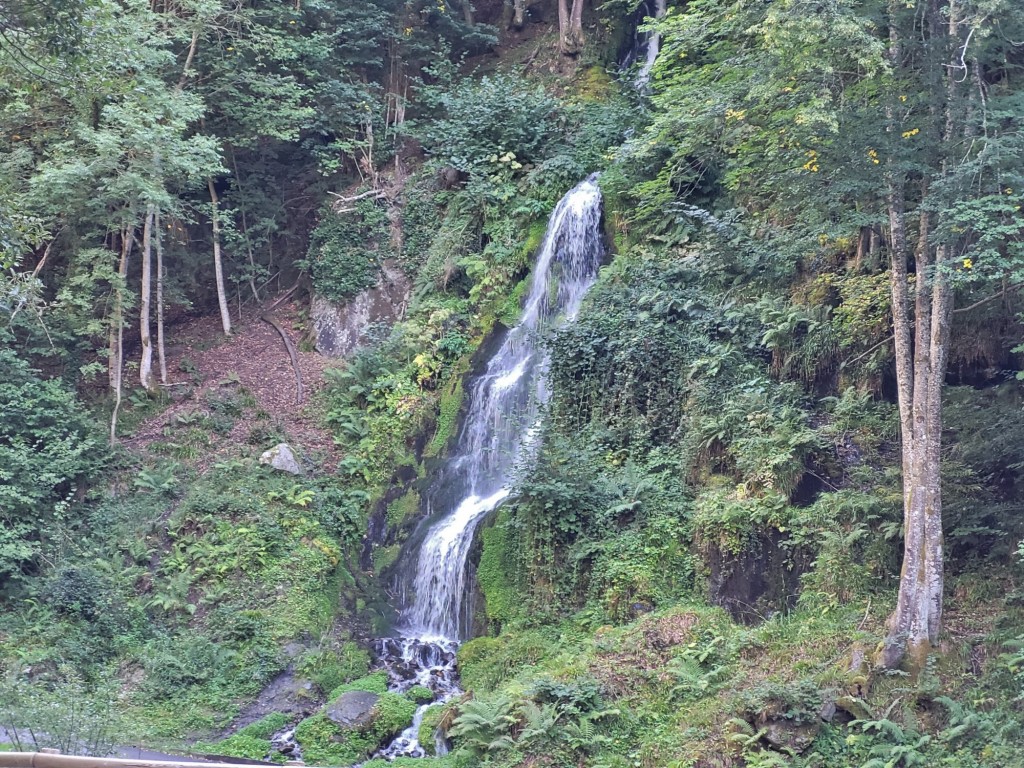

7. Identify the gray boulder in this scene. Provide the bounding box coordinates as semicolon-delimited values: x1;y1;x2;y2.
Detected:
260;443;304;475
325;690;380;730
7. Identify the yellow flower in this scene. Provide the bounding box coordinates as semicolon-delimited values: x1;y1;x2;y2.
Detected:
901;128;920;139
963;258;973;270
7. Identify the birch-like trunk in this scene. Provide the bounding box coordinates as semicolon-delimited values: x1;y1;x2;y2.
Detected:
139;205;155;392
109;229;132;445
155;208;168;385
208;177;233;336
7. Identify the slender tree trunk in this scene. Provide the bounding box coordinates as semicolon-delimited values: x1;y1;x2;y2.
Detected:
139;206;155;392
109;229;132;445
156;208;168;386
208;177;233;336
460;0;474;26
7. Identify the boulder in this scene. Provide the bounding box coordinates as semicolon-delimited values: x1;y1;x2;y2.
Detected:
762;719;820;754
311;260;411;358
260;443;304;475
325;690;381;730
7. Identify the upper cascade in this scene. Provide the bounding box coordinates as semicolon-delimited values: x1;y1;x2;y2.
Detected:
402;176;605;642
634;0;668;88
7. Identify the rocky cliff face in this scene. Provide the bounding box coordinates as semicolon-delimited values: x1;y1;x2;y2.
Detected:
310;260;411;358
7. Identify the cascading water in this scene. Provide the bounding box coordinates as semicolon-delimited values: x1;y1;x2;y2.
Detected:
624;0;667;89
635;0;667;87
371;177;605;760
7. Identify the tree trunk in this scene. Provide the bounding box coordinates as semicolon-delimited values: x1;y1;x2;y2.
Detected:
558;0;584;55
512;0;526;29
155;208;168;385
880;0;960;670
139;205;155;392
208;177;233;336
109;229;132;445
460;0;474;26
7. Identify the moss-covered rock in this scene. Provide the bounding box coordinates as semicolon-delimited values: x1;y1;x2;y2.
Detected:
294;691;416;767
405;685;434;705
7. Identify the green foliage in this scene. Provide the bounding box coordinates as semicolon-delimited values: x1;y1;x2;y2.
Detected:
298;641;371;697
0;673;122;756
0;347;103;590
293;692;415;766
303;198;393;303
195;713;291;762
411;74;563;173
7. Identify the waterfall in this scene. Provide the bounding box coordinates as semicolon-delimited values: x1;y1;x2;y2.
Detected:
371;177;604;760
634;0;667;89
404;176;604;641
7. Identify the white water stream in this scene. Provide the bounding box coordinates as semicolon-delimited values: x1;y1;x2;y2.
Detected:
370;177;605;760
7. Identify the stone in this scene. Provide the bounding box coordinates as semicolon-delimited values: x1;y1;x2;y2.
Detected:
762;720;820;754
311;260;411;358
325;690;381;730
260;443;304;475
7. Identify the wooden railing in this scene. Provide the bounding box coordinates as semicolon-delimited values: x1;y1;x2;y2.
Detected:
0;753;306;768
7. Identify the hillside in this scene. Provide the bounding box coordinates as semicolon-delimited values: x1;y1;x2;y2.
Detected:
2;1;1024;767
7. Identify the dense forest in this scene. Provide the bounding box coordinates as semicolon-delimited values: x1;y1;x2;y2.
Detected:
3;0;1024;766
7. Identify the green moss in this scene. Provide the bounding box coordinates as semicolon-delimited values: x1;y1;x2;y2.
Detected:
327;670;389;698
426;378;464;458
371;692;417;738
416;705;446;756
405;685;434;704
386;489;421;529
577;65;614;102
496;275;531;327
456;637;505;693
372;543;401;574
477;512;519;626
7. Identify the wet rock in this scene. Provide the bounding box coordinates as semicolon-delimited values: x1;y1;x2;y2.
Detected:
310;260;410;358
762;720;820;754
260;443;304;475
326;690;381;730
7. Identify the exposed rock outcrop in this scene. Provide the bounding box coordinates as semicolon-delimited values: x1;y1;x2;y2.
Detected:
311;260;411;358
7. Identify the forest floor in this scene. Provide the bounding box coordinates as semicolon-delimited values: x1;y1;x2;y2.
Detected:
122;299;341;473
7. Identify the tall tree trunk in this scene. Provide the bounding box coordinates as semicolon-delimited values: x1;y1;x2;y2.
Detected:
139;205;155;392
558;0;584;55
155;208;168;386
208;177;233;336
460;0;474;26
109;229;132;445
881;0;960;671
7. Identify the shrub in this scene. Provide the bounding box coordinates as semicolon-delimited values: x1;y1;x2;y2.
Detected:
411;74;563;172
0;347;103;590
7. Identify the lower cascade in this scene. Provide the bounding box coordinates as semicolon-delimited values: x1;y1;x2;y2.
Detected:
372;176;605;760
